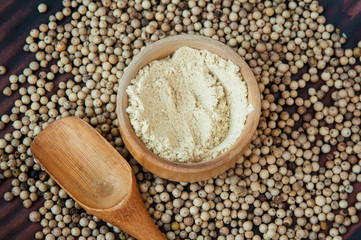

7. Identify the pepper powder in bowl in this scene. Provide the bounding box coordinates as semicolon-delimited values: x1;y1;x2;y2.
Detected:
117;34;261;182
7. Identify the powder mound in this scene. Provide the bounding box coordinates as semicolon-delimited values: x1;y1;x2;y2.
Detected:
126;46;250;163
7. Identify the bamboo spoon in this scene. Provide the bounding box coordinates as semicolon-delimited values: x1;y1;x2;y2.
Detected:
30;116;166;240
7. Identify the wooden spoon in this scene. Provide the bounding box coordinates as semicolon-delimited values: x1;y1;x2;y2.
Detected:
31;116;165;240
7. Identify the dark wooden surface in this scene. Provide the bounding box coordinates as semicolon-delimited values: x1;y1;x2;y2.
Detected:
0;0;361;239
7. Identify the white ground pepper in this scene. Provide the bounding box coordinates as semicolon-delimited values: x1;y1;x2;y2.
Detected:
127;46;251;163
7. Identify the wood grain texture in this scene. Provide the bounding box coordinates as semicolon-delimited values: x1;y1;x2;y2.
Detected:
116;35;261;182
0;179;43;240
0;0;361;239
0;2;68;240
31;117;166;240
343;0;361;19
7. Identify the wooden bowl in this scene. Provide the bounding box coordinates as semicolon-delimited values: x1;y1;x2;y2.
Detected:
116;35;261;182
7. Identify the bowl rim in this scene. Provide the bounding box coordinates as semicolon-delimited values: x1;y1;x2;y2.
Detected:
116;34;261;182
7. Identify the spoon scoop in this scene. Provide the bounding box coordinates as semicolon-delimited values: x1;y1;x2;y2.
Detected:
31;116;165;240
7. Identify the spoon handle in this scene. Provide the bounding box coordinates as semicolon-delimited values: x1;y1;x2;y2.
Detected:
91;181;166;240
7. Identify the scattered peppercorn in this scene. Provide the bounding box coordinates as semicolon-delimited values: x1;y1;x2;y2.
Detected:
0;65;6;75
37;3;47;13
